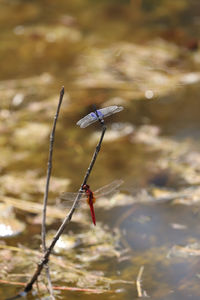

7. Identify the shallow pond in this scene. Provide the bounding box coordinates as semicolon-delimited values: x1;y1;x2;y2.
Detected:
1;0;200;299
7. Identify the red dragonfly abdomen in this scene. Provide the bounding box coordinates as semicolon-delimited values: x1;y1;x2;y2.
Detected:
88;199;96;225
83;185;96;225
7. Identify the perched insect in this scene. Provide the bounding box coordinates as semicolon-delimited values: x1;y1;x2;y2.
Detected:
58;180;124;225
76;105;124;128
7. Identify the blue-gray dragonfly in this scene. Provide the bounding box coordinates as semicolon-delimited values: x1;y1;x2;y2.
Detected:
76;105;124;128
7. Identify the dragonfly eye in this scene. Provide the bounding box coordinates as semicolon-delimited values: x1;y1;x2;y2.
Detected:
82;184;89;190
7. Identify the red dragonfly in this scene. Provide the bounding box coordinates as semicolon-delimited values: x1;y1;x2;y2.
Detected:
58;179;123;225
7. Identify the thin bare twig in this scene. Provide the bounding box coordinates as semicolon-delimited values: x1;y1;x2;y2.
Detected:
42;86;64;251
0;279;109;293
136;266;144;298
45;265;55;300
41;86;64;300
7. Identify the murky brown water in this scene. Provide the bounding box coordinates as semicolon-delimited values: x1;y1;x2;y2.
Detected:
1;0;200;299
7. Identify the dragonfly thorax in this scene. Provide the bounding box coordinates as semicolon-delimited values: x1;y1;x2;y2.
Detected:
82;184;95;203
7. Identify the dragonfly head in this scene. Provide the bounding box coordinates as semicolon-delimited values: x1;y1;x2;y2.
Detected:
82;184;90;191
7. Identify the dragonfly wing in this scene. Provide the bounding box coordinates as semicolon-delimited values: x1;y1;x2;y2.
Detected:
57;192;86;208
76;113;98;128
76;106;124;128
99;106;124;119
94;179;124;198
59;192;84;201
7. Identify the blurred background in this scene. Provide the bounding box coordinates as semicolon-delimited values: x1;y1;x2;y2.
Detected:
1;0;200;299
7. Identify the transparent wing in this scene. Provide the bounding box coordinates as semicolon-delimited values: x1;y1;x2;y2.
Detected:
57;191;87;208
94;179;124;198
99;106;124;119
76;106;124;128
57;179;124;208
76;114;97;128
58;191;86;201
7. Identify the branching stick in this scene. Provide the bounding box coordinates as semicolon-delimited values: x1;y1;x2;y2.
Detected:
6;102;106;300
